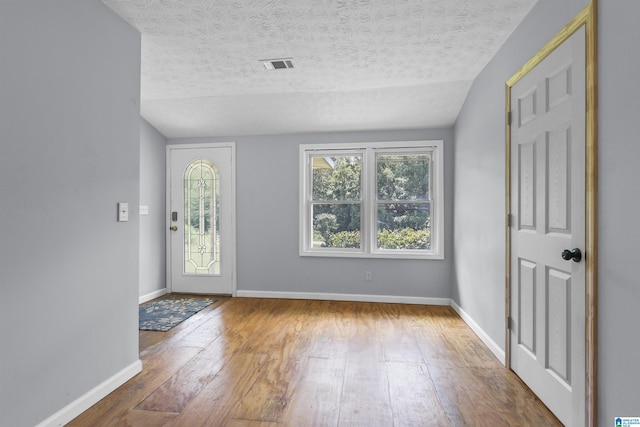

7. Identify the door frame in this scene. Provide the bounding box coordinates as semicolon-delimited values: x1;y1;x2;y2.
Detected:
505;3;598;426
166;142;237;296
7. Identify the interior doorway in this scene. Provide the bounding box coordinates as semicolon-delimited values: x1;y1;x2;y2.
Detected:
505;4;598;426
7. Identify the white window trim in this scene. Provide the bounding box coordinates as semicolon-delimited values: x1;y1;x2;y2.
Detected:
299;140;444;260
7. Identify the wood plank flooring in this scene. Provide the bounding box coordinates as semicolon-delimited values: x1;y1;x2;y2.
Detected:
69;297;561;426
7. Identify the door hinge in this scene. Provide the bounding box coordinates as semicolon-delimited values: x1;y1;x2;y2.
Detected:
507;213;512;227
507;111;512;125
507;316;514;330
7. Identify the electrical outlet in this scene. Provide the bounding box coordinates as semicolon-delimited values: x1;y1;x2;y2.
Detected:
365;271;372;281
117;202;129;222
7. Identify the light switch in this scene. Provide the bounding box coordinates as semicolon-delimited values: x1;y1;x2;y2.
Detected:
118;202;129;222
139;205;149;215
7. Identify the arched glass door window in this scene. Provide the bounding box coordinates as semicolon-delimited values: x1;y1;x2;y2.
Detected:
184;159;220;275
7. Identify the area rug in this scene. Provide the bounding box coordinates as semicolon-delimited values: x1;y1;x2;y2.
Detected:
139;295;217;331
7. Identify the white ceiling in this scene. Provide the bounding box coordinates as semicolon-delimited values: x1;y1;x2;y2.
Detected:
103;0;537;138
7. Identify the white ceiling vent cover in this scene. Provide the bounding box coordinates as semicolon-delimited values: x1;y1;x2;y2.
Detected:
261;58;295;70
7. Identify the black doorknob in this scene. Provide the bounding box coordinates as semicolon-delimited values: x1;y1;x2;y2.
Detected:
561;248;582;262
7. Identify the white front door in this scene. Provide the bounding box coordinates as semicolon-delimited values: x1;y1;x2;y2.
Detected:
509;28;585;426
167;143;235;295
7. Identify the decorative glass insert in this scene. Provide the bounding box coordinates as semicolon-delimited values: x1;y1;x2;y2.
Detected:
184;159;220;275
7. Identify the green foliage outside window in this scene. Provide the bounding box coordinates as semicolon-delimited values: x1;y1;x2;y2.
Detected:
311;153;431;250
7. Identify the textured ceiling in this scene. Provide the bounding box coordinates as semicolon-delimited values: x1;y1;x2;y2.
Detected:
103;0;537;138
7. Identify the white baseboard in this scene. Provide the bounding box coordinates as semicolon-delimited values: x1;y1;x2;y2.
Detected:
450;300;506;365
36;359;142;427
139;288;167;304
235;290;450;306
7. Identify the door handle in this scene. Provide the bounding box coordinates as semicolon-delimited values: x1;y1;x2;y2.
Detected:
170;226;178;232
561;248;582;262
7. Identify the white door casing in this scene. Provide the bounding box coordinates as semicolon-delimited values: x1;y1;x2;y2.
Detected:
167;143;236;295
509;27;585;427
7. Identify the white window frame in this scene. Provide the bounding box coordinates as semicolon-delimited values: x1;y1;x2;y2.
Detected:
299;140;444;260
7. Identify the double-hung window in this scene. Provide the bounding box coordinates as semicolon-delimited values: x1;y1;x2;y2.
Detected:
300;140;444;259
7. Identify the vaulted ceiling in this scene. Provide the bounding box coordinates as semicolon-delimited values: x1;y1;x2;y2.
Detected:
103;0;537;138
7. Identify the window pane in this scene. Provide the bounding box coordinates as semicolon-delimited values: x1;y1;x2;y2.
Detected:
377;154;429;201
376;203;430;250
312;155;362;201
184;159;220;274
312;204;361;248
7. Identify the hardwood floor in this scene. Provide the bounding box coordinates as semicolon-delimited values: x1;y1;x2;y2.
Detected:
69;297;561;426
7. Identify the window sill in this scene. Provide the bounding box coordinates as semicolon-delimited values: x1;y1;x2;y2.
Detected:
299;250;444;260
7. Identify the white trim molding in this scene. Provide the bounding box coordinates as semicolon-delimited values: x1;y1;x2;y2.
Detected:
236;290;450;306
450;300;506;365
35;360;142;427
139;288;167;305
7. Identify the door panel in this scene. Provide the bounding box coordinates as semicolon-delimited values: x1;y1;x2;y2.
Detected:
167;144;235;295
518;259;536;355
546;267;571;383
547;125;571;233
518;141;536;230
509;27;585;427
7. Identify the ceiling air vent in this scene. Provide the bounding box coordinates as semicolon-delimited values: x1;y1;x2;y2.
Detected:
261;58;295;70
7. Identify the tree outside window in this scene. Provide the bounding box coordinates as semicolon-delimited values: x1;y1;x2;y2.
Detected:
300;141;444;259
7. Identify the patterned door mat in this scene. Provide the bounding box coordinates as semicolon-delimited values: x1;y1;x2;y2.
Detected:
139;295;217;331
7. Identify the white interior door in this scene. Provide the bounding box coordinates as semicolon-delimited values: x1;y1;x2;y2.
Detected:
167;143;235;295
509;27;585;426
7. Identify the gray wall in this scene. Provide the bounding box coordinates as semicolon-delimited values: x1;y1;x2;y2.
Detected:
453;0;588;353
0;1;141;426
454;0;640;423
597;0;640;420
171;128;453;300
140;119;167;300
1;0;634;424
